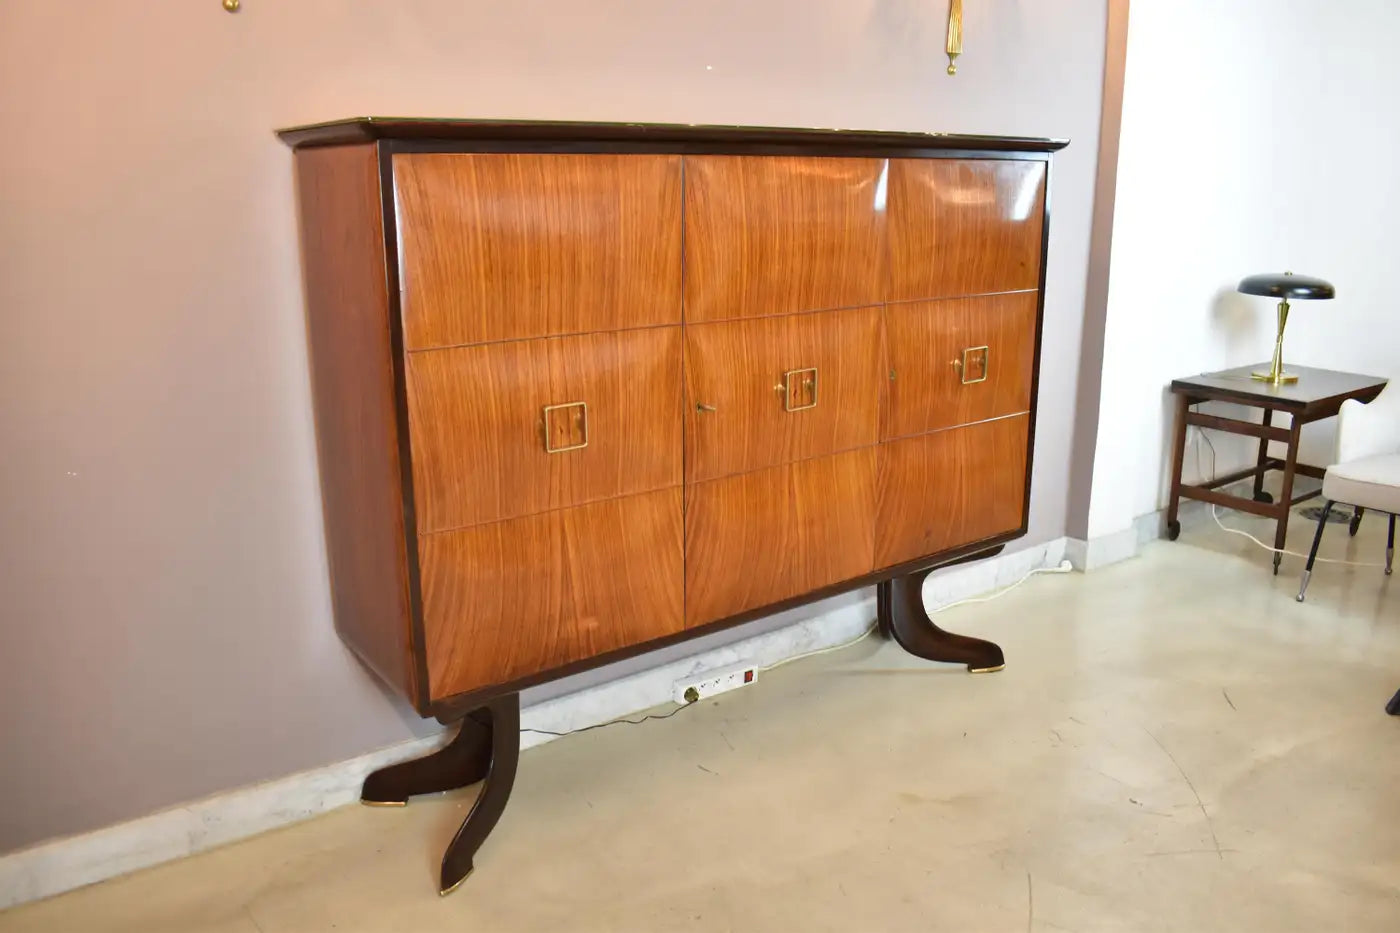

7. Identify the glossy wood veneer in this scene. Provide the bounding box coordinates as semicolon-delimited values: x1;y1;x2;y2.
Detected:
393;153;682;349
406;327;682;533
293;143;417;699
684;449;877;626
421;488;685;700
883;292;1037;439
875;414;1029;568
280;124;1060;720
887;159;1046;300
683;307;883;482
683;156;886;322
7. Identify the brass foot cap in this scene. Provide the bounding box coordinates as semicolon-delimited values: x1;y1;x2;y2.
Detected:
969;664;1005;674
360;798;407;808
439;867;473;896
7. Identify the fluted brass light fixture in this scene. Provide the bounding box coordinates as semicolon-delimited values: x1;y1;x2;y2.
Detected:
1237;271;1335;384
946;0;963;75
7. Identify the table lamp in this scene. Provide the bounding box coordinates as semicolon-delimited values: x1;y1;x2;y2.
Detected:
1237;271;1335;384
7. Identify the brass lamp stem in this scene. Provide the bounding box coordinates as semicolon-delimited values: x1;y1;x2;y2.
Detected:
1252;298;1296;384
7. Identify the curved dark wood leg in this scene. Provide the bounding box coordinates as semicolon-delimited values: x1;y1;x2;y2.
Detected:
360;693;520;896
878;564;1005;673
361;712;493;806
438;693;519;895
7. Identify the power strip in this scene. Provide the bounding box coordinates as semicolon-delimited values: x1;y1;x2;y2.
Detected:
672;662;758;705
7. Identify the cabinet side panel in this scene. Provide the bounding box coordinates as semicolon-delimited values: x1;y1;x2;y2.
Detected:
295;143;417;703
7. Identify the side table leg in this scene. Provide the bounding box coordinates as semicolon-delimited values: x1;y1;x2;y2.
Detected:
1165;393;1190;541
1252;408;1274;503
1273;419;1303;574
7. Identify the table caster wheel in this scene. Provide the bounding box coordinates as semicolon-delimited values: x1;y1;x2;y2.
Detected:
1253;491;1273;504
1166;520;1181;541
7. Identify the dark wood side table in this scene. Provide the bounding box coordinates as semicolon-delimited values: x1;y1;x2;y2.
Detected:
1166;364;1387;573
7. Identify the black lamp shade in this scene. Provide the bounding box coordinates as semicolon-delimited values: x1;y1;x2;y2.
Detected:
1237;272;1335;300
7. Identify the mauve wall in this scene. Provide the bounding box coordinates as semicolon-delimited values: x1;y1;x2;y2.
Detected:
0;0;1107;853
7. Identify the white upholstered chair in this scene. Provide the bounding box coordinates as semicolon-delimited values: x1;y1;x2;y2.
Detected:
1297;379;1399;601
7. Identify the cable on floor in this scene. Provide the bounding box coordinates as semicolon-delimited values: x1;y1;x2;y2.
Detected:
757;622;878;673
758;560;1074;674
1193;417;1383;568
928;563;1075;612
520;698;698;737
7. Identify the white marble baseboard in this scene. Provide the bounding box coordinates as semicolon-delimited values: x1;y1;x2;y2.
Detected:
0;732;447;910
0;536;1068;910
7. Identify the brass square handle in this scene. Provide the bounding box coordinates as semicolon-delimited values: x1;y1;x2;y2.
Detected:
952;346;990;385
779;367;819;412
542;401;589;453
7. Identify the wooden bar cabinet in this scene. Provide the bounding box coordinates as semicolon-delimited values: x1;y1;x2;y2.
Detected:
279;118;1068;893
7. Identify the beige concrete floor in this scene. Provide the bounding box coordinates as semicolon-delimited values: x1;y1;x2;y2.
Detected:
3;512;1399;932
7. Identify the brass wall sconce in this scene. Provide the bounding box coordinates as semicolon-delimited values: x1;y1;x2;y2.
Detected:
946;0;963;75
1237;271;1335;384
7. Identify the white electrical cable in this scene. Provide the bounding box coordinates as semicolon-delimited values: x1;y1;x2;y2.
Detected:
1193;418;1383;568
757;560;1074;673
757;622;878;673
930;561;1075;612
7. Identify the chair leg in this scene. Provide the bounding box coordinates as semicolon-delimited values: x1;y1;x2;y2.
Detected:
1297;500;1333;602
1387;514;1395;576
1350;506;1364;537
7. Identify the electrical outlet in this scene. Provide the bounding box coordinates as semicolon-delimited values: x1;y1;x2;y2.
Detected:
672;663;757;705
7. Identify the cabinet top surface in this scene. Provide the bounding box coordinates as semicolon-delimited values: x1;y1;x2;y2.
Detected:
276;117;1070;154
